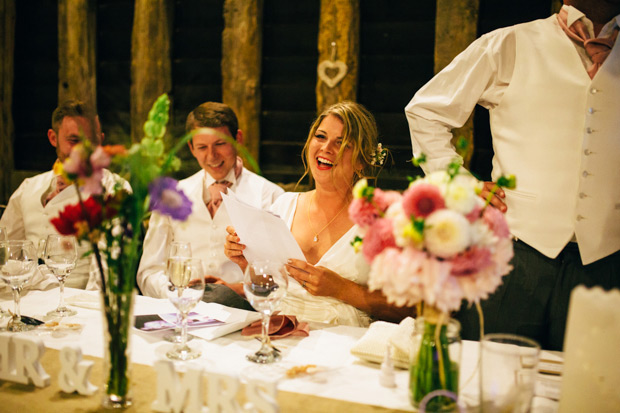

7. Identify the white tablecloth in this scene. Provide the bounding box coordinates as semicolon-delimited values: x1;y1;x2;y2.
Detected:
0;288;561;412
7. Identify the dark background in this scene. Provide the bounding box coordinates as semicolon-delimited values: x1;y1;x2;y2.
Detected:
11;0;552;190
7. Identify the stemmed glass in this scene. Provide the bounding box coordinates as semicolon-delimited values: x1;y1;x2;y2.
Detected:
0;227;9;319
0;240;37;331
164;242;192;343
243;260;288;364
44;234;78;317
166;257;205;360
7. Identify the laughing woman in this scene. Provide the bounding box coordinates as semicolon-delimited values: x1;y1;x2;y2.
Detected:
225;101;412;327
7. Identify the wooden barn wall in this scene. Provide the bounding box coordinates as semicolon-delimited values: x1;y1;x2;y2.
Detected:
12;0;58;174
4;0;560;206
260;0;319;186
358;0;435;188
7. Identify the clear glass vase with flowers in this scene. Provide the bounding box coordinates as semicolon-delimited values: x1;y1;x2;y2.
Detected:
349;151;516;411
49;95;194;408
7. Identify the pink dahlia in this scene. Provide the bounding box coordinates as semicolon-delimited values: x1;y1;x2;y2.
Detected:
402;183;445;218
373;189;402;212
450;246;493;277
362;218;397;262
482;206;510;238
348;198;379;228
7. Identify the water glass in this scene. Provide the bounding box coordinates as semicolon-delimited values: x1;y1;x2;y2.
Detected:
243;260;288;364
0;240;37;331
45;234;78;317
480;334;540;413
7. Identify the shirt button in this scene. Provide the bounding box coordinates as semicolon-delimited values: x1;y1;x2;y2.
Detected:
582;171;590;178
586;127;593;134
590;87;599;94
584;149;591;155
588;107;595;114
577;215;585;221
579;192;587;199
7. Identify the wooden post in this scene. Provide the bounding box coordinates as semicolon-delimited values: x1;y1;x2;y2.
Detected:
316;0;359;113
434;0;479;167
222;0;263;168
131;0;172;143
57;0;97;109
0;0;15;205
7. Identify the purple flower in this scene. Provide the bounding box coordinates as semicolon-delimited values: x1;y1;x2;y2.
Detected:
148;177;192;221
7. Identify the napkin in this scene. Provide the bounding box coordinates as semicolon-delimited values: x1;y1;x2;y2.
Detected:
350;317;415;369
241;315;309;340
64;291;101;310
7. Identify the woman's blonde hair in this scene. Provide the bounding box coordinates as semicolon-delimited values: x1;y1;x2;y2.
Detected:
298;101;382;190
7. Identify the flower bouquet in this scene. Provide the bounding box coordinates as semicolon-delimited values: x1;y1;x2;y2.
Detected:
50;94;192;408
349;158;515;411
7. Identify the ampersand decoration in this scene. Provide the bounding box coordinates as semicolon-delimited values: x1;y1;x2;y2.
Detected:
318;42;348;88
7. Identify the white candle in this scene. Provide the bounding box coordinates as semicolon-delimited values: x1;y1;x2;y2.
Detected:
559;286;620;412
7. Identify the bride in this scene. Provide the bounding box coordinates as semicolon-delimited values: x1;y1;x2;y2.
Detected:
225;101;411;327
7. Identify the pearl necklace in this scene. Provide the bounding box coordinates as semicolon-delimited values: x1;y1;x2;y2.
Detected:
306;192;348;242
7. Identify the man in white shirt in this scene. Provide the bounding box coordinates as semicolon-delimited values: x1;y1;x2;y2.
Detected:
137;102;284;303
405;0;620;350
1;100;119;290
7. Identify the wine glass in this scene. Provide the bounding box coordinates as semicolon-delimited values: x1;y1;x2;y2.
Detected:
44;234;78;317
0;227;9;319
0;240;37;331
243;260;288;364
166;258;205;360
164;241;192;343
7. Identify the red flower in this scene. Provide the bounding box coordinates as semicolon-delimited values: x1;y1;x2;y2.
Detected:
50;197;103;236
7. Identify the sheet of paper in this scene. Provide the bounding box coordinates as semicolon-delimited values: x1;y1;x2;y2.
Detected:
221;192;305;265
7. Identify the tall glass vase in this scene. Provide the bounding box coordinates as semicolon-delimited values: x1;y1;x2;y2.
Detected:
101;281;135;408
409;306;461;412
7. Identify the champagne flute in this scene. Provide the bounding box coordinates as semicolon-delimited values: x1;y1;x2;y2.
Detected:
0;240;37;331
164;241;192;343
166;258;205;360
243;260;288;364
44;234;78;317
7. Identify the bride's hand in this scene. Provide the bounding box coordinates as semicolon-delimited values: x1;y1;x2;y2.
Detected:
285;258;347;299
224;226;248;273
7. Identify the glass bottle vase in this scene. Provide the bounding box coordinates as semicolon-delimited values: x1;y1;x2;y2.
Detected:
409;306;462;411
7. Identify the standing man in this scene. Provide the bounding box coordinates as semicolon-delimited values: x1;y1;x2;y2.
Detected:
137;102;284;301
405;0;620;350
1;100;119;290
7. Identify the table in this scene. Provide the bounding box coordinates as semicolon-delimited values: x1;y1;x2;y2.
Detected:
0;288;561;412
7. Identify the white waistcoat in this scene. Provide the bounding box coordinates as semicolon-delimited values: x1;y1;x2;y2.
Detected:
489;16;620;264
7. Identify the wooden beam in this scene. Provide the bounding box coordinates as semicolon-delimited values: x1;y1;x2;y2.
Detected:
0;0;15;205
57;0;97;109
434;0;479;167
222;0;263;168
316;0;359;113
131;0;172;143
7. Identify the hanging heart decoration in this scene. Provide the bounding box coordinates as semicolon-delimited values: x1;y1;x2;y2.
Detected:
317;60;348;88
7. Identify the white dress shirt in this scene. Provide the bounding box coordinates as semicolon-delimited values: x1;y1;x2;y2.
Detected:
0;168;124;291
137;168;284;298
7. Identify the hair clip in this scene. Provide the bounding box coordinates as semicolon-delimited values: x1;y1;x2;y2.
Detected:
371;143;387;166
